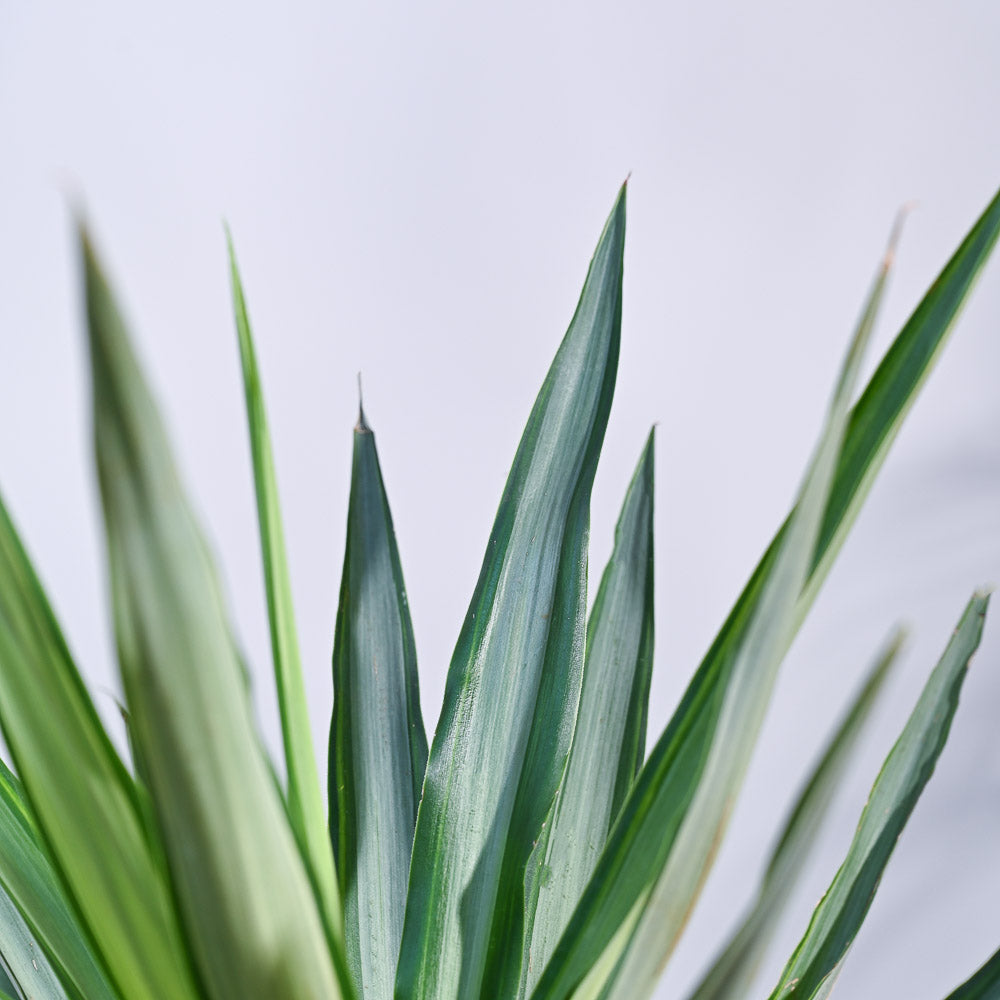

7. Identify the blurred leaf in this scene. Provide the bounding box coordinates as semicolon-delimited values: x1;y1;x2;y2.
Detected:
395;184;626;999
685;630;902;1000
329;410;427;1000
83;231;346;1000
530;183;1000;1000
0;757;117;1000
943;944;1000;999
227;236;344;947
507;428;655;998
766;592;989;999
0;491;197;1000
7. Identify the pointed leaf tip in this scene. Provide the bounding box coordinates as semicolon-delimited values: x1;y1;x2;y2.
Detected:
356;373;370;433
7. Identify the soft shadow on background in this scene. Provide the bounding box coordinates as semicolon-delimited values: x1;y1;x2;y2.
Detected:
1;4;998;998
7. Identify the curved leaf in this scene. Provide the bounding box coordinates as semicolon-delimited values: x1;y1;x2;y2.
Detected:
766;592;989;1000
395;183;626;1000
531;184;1000;1000
602;206;883;1000
685;630;902;1000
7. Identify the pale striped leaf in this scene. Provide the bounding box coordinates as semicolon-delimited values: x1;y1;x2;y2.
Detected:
510;428;655;999
530;184;1000;1000
395;183;626;1000
84;231;344;1000
685;630;902;1000
0;886;68;1000
330;409;427;1000
766;592;989;1000
601;202;884;1000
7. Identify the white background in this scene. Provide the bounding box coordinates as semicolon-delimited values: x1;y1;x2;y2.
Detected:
1;3;999;998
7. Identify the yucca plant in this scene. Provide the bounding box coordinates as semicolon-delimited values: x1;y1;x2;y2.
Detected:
0;181;997;1000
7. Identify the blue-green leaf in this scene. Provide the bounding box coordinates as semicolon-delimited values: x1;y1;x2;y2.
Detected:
329;410;427;1000
510;428;655;999
0;886;69;1000
600;202;884;1000
530;184;1000;1000
766;592;989;1000
684;630;902;1000
395;183;626;1000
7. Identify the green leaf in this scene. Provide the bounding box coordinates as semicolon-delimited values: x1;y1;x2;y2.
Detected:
943;945;1000;1000
601;204;883;1000
329;408;428;1000
0;756;118;1000
227;236;344;947
532;206;893;1000
83;230;345;1000
766;592;990;1000
530;184;1000;1000
685;629;902;1000
0;492;197;1000
395;183;626;1000
0;884;70;1000
0;966;16;1000
508;428;655;999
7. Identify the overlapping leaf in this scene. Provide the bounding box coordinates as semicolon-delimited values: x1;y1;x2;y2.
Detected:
600;206;883;1000
395;184;626;1000
685;630;902;1000
766;592;989;1000
0;758;117;1000
507;429;655;999
329;409;427;1000
227;238;344;949
84;232;344;1000
531;184;1000;1000
0;885;68;1000
0;490;196;1000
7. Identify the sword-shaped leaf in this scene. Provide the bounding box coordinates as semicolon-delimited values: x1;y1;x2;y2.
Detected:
83;231;344;1000
601;206;882;1000
329;408;427;1000
766;592;989;1000
506;428;655;999
0;758;117;1000
0;492;197;1000
227;238;344;949
943;945;1000;1000
530;184;1000;1000
685;630;902;1000
395;184;626;1000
